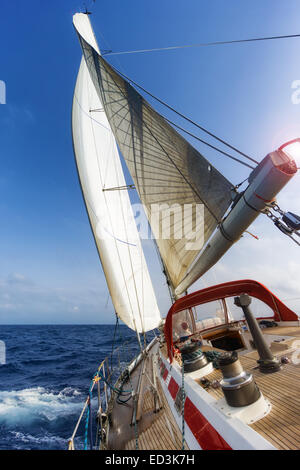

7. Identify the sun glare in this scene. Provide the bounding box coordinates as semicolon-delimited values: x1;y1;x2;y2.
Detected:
279;138;300;163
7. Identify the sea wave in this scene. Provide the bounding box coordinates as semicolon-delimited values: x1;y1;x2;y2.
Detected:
0;324;135;449
8;430;67;448
0;387;84;426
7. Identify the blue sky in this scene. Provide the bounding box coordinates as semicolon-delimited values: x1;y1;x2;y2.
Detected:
0;0;300;324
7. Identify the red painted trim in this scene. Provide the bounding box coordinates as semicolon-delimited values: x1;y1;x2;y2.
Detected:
161;366;231;449
278;138;300;151
163;368;168;381
165;279;298;362
168;377;179;400
254;193;274;203
184;398;231;450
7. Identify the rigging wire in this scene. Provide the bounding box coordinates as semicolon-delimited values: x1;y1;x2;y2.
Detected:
88;23;300;168
103;33;300;56
107;62;259;166
163;117;255;170
110;313;119;371
101;58;224;224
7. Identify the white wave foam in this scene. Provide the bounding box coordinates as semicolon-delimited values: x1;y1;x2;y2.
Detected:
0;387;84;426
9;431;67;447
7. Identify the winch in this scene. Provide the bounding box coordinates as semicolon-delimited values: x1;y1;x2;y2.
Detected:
218;352;261;407
179;342;208;373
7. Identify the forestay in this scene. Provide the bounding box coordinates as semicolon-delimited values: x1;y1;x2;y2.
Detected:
72;54;161;332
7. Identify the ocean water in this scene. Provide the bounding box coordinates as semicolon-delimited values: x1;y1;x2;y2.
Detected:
0;325;141;450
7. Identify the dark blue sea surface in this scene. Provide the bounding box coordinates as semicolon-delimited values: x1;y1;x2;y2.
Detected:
0;325;141;450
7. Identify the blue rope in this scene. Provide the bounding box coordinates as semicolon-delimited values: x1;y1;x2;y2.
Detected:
82;330;144;451
84;401;90;450
88;390;93;450
83;367;134;450
84;379;94;450
96;369;132;394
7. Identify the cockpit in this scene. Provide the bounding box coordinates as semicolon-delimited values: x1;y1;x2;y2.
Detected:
165;279;298;364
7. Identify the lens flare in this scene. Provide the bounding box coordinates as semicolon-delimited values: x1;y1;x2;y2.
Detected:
279;138;300;163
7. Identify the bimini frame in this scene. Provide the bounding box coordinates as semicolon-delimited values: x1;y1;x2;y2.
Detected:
165;279;299;362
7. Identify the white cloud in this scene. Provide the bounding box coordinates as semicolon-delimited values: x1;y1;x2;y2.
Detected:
0;273;111;324
190;218;300;317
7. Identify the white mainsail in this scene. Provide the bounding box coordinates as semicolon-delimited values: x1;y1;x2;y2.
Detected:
72;54;161;332
73;13;234;293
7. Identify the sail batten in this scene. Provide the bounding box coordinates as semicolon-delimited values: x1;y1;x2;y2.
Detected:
73;13;234;291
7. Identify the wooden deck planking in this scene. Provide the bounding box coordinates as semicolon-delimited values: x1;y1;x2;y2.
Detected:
263;325;300;337
249;361;300;450
192;328;300;450
125;375;187;450
106;340;187;451
111;325;300;450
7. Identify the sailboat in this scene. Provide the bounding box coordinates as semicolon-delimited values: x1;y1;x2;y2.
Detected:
69;12;300;450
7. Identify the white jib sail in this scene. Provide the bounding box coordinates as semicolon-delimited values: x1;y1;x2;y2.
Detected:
72;56;161;333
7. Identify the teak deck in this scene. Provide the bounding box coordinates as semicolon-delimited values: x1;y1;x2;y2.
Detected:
106;325;300;450
106;342;187;451
125;381;185;450
197;325;300;450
